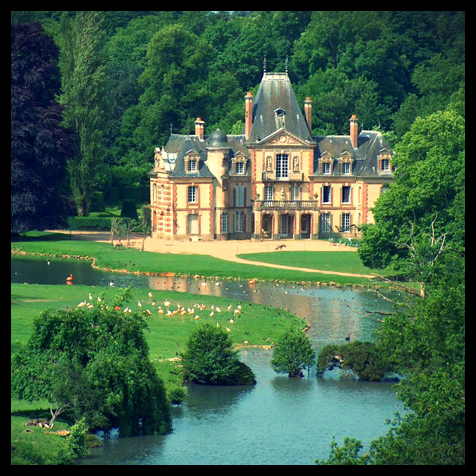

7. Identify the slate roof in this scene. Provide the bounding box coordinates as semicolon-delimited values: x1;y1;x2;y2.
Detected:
157;133;250;178
311;130;393;178
247;72;313;143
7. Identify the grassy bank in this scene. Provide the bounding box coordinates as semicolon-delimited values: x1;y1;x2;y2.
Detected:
12;232;378;286
237;251;397;277
12;282;306;463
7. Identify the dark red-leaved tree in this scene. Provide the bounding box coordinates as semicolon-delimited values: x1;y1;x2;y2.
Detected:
11;22;76;235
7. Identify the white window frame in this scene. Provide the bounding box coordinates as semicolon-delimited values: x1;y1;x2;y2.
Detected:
321;214;331;232
276;154;289;180
188;159;197;172
322;186;331;204
322;162;331;174
221;212;228;233
342;162;351;174
341;213;350;232
342;186;351;204
381;158;390;171
235;161;244;174
291;185;301;201
188;185;198;203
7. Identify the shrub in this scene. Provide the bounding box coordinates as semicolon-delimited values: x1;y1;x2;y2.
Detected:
317;341;392;381
89;192;105;213
121;199;138;220
181;322;256;386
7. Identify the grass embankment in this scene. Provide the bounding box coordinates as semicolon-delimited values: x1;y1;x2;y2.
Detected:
11;281;305;463
237;251;398;277
12;232;379;286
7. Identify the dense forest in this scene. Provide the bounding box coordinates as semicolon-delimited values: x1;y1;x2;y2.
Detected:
11;11;465;211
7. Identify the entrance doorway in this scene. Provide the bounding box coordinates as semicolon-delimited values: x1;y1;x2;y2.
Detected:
188;214;199;234
261;214;272;239
301;214;311;239
279;214;294;239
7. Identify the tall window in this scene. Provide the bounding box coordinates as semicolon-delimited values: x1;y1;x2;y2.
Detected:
276;154;289;179
264;186;273;201
188;185;198;203
321;214;331;232
153;183;157;203
341;213;350;232
322;162;331;174
221;212;228;233
235;185;246;207
342;186;351;203
322;186;331;204
291;185;300;201
234;211;246;232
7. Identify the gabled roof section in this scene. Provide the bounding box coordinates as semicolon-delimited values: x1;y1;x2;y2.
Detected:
247;72;313;144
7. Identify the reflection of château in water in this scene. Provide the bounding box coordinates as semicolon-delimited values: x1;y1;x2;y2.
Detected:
150;69;393;242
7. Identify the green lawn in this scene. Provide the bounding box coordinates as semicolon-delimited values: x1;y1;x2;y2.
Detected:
11;232;381;286
237;251;397;277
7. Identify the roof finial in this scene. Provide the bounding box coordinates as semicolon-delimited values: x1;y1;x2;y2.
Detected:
263;55;267;74
285;56;289;74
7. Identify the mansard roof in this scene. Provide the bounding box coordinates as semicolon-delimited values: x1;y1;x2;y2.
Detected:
312;130;393;177
247;72;313;144
157;132;250;179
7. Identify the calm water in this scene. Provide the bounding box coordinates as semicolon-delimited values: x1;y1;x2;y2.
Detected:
11;256;405;465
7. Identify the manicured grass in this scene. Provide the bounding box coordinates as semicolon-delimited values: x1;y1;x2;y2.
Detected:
12;232;377;286
237;251;397;277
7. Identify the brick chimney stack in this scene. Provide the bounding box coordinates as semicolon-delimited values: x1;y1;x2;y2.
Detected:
349;114;358;148
304;97;313;132
195;117;205;140
245;92;253;140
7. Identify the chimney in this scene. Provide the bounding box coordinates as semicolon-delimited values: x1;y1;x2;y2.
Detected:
195;117;205;140
245;92;253;140
304;97;313;132
349;115;358;148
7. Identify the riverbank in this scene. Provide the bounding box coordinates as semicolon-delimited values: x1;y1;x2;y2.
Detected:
12;231;393;287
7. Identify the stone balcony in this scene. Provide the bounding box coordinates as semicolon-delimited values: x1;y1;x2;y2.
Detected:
262;171;304;181
254;200;318;211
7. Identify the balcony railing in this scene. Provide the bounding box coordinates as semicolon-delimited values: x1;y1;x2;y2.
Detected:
254;200;318;210
262;171;304;181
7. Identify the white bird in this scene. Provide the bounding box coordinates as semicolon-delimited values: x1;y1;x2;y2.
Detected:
97;296;102;302
77;301;87;308
164;300;171;307
194;315;200;320
209;311;214;318
158;309;164;315
138;301;142;308
234;309;240;316
226;327;231;332
227;305;232;311
229;319;234;323
216;322;220;327
244;340;249;344
88;293;93;301
148;292;153;298
87;303;94;308
109;282;114;287
216;307;221;313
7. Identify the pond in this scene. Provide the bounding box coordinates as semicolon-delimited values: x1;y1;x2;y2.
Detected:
12;256;405;465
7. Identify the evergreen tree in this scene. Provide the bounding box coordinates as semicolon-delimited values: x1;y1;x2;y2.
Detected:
59;11;110;216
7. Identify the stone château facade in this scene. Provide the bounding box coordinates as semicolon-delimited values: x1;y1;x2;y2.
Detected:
149;71;393;241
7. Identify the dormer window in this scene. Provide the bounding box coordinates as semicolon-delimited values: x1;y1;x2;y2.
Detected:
378;149;393;174
188;159;197;172
185;152;199;173
338;152;354;175
232;153;247;175
318;152;333;175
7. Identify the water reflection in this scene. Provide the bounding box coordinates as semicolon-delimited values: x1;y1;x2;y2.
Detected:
12;256;405;465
